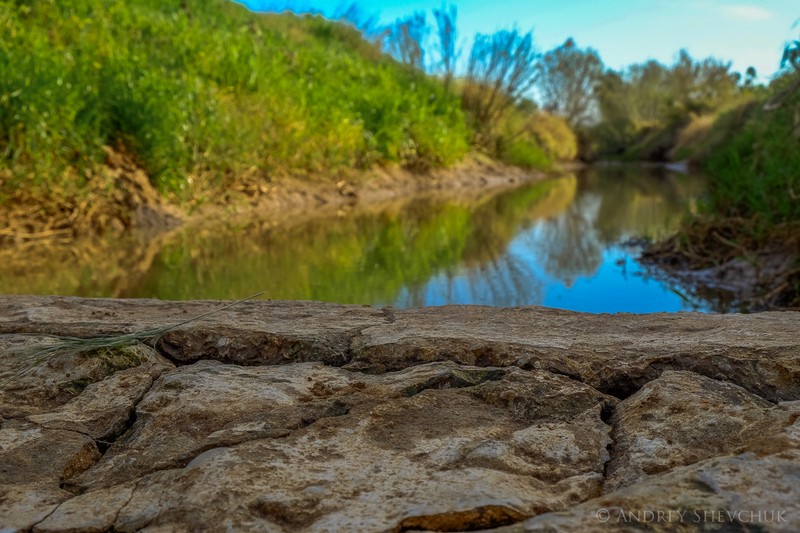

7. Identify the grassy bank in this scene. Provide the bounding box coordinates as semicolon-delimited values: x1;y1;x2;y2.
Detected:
1;0;469;198
640;72;800;310
703;88;800;224
1;0;579;242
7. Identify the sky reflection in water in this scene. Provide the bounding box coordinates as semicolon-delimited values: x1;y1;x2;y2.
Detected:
389;166;706;312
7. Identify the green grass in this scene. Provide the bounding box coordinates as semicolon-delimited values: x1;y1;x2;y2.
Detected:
704;79;800;223
481;106;575;170
499;138;553;169
0;0;470;201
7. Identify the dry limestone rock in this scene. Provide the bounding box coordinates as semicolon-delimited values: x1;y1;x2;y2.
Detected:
0;337;172;531
350;305;800;402
2;297;799;402
35;361;615;532
605;370;798;492
0;423;100;531
492;449;800;532
0;296;798;532
0;296;388;366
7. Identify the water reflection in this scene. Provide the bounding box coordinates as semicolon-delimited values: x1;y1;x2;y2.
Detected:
0;166;708;312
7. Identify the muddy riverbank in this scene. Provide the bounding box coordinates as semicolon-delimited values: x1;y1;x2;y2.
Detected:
641;217;800;311
0;150;545;246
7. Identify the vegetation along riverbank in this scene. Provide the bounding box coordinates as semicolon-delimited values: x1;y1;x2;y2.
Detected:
636;52;800;311
1;0;798;308
0;0;572;242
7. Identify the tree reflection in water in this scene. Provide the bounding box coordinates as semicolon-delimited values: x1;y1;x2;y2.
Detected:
1;166;707;312
391;166;705;309
532;193;605;288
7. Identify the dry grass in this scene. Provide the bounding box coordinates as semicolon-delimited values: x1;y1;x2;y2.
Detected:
1;292;265;385
641;217;800;310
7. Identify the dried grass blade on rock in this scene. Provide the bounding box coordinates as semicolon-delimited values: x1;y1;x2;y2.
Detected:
1;292;266;384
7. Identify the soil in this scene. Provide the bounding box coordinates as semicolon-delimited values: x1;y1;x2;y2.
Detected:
184;155;548;231
0;150;546;246
0;147;181;245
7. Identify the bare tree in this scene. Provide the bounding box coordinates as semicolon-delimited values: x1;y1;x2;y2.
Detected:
333;2;382;38
385;12;428;70
432;3;459;91
464;29;540;141
783;39;800;73
536;38;603;127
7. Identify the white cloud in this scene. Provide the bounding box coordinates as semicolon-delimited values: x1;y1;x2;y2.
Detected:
722;4;774;21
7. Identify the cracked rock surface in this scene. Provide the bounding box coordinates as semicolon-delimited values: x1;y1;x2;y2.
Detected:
1;296;799;532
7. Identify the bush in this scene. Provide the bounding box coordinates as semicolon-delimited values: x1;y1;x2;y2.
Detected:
484;106;565;170
499;138;552;169
528;113;578;161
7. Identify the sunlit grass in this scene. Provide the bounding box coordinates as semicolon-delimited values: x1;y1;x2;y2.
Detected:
0;0;470;202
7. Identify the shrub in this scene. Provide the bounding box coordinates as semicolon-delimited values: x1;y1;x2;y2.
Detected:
528;113;578;161
499;138;552;169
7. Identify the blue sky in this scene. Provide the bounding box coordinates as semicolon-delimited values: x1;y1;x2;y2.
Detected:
241;0;799;80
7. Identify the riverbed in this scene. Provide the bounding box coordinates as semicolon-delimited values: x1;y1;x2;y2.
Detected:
1;165;707;313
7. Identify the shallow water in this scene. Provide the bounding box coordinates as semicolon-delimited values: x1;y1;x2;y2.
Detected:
2;166;709;313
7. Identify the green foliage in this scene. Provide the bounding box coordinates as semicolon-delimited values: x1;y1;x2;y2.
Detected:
590;51;749;160
704;75;800;223
0;0;470;199
670;101;758;162
499;138;552;169
463;103;555;171
485;104;574;170
527;113;578;161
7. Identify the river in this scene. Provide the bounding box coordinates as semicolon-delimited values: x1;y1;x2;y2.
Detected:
1;165;709;312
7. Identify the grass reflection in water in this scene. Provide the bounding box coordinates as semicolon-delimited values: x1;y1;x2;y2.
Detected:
1;166;706;312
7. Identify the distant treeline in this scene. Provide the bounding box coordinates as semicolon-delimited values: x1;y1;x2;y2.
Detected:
374;5;799;223
371;6;763;159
